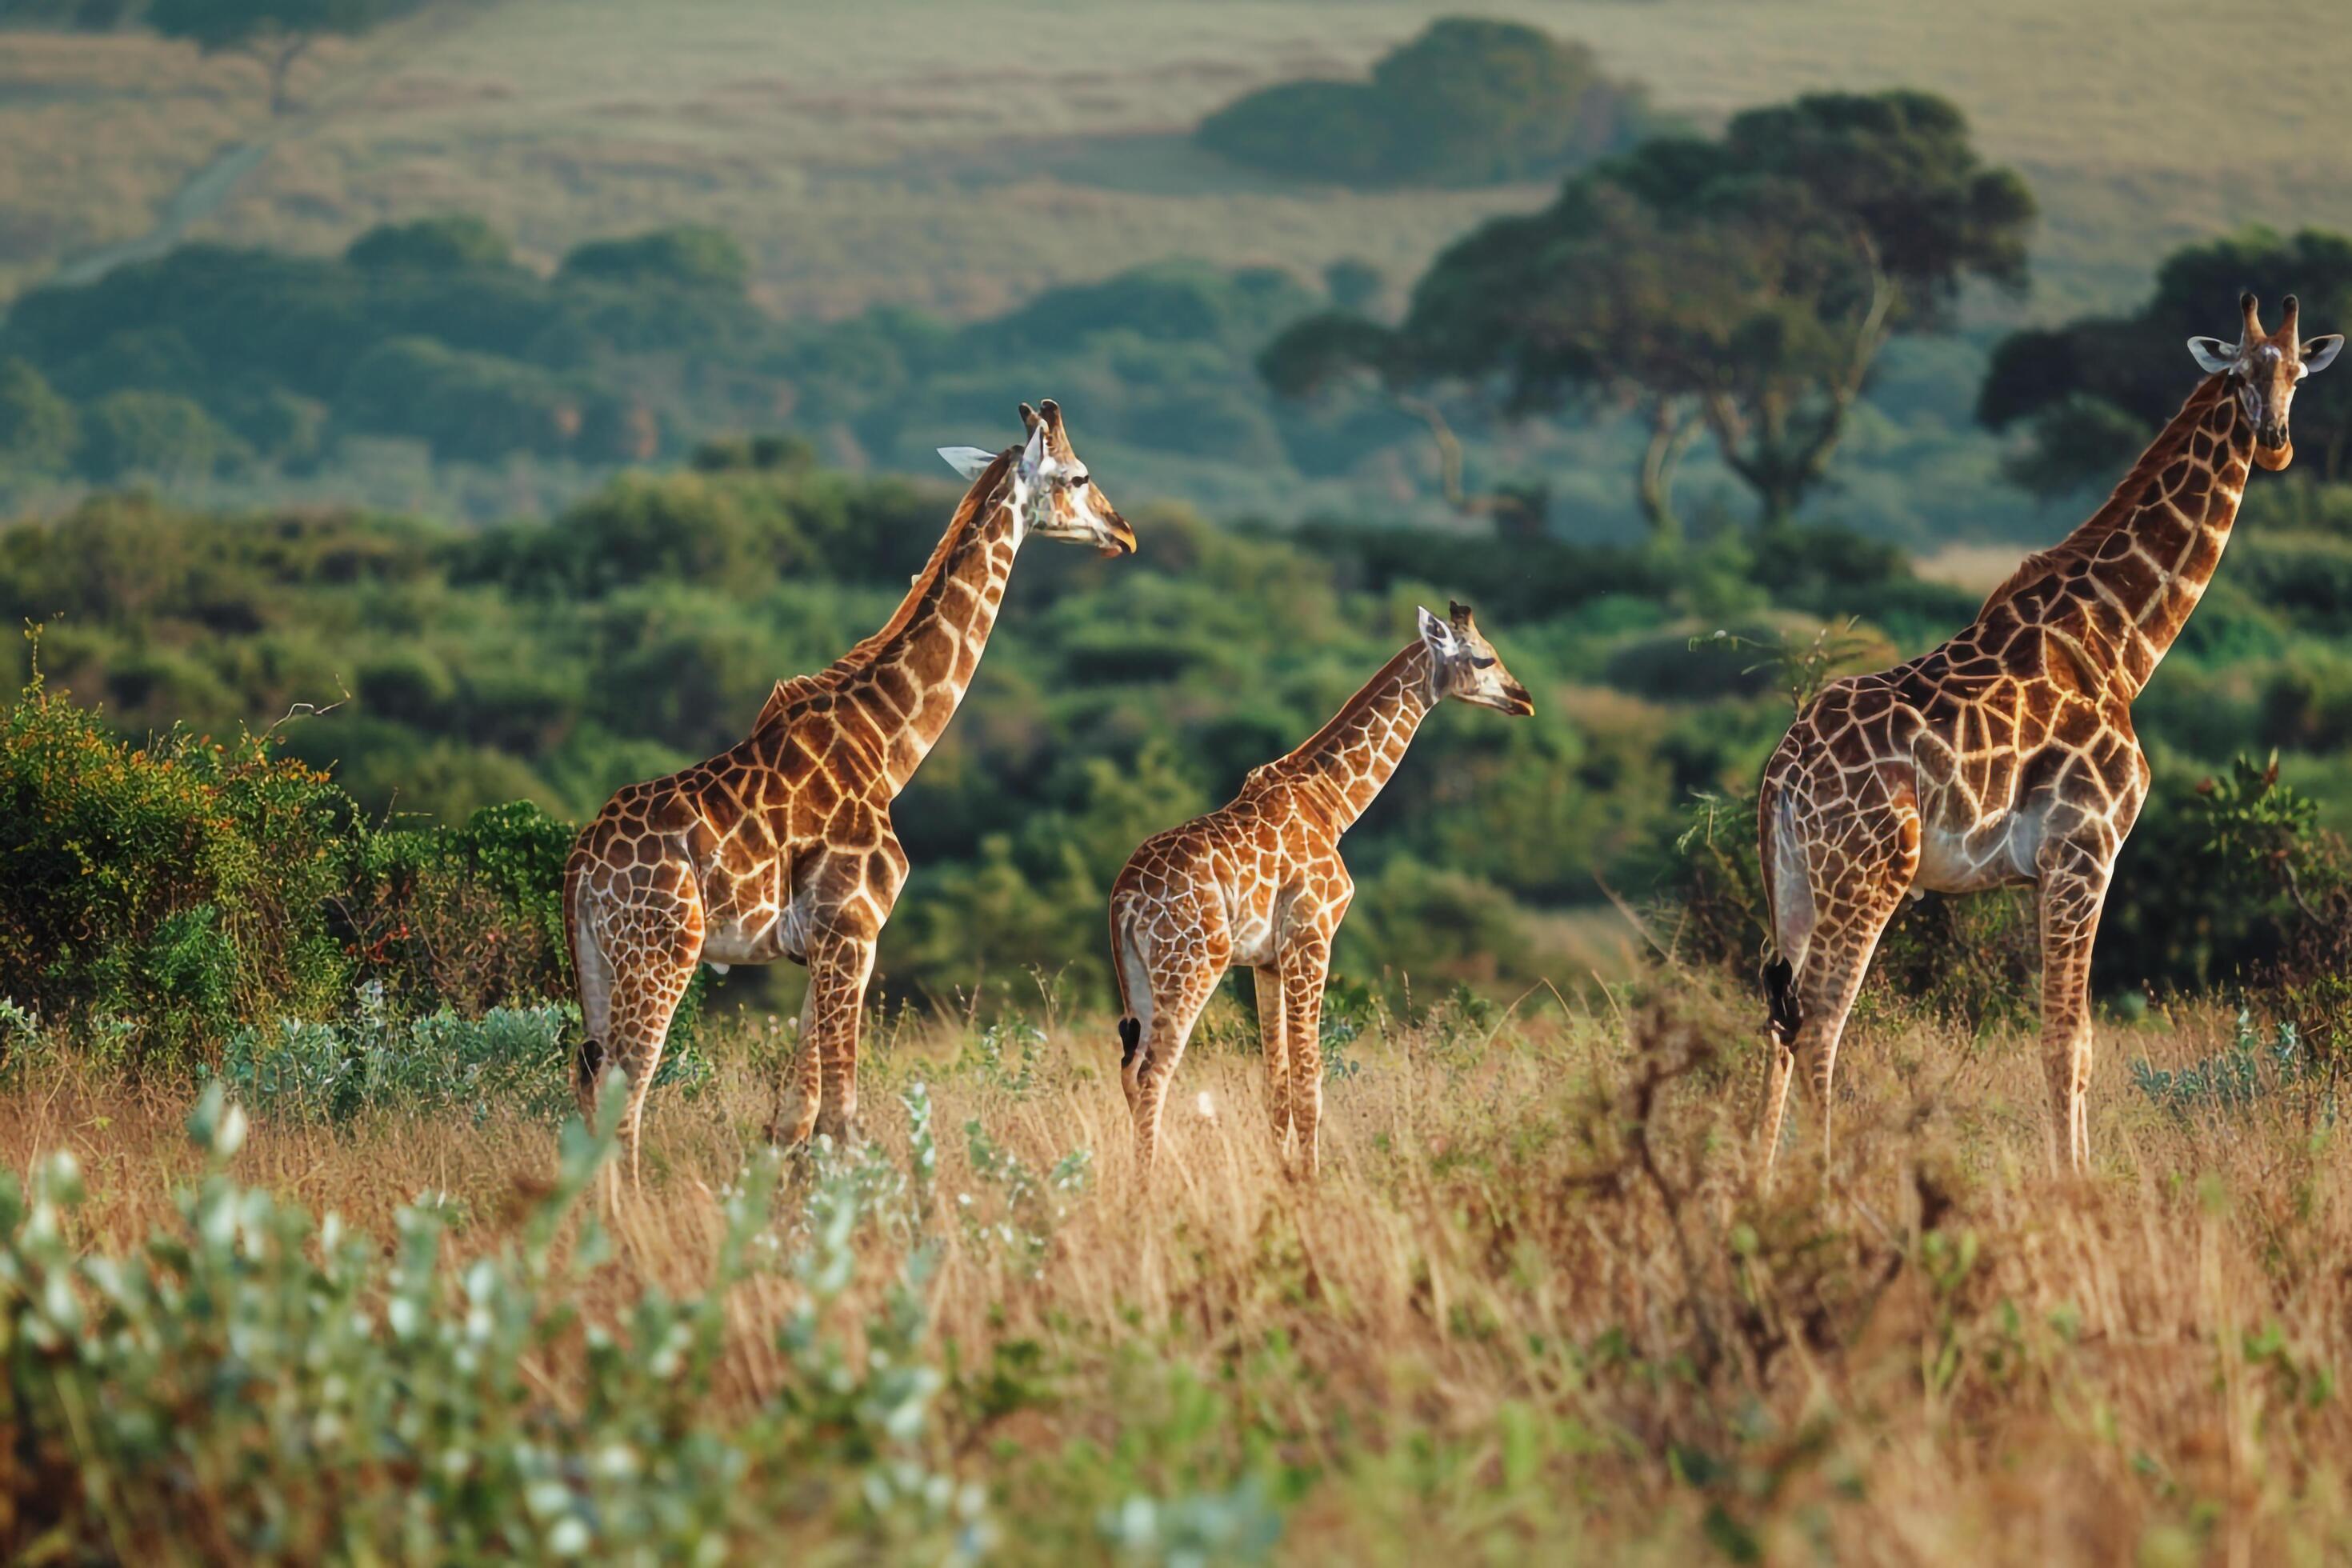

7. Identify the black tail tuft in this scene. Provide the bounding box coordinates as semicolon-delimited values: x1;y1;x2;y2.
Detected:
1117;1016;1142;1070
1762;958;1800;1050
578;1034;606;1095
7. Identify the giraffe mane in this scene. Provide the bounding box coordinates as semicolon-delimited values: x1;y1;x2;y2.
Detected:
1976;372;2233;618
751;444;1021;734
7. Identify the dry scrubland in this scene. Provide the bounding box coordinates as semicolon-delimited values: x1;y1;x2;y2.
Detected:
12;984;2352;1561
6;0;2352;318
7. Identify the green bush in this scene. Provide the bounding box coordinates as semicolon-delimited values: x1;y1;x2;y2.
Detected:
0;659;350;1058
0;357;78;475
77;388;233;482
1197;18;1654;187
0;1087;981;1560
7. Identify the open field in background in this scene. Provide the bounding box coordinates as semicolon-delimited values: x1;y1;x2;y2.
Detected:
6;0;2352;322
10;989;2352;1559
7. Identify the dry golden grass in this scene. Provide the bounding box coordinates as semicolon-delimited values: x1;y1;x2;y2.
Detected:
8;0;2352;318
9;982;2352;1561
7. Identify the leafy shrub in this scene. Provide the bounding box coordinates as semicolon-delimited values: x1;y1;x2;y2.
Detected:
1197;18;1653;187
214;982;708;1126
558;226;750;293
0;357;78;474
76;387;233;482
2130;1011;2319;1122
0;657;350;1058
346;214;517;274
335;798;577;1014
0;1087;984;1561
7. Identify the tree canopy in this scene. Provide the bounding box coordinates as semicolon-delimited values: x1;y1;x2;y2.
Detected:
1262;90;2035;533
1980;227;2352;491
145;0;418;113
1197;17;1655;188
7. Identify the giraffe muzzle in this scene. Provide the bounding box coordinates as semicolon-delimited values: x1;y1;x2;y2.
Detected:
1098;510;1138;558
2254;426;2294;470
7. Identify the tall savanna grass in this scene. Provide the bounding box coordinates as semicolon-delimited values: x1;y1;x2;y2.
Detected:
5;981;2350;1562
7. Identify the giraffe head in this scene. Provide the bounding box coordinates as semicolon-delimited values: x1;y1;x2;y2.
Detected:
1014;399;1135;558
1418;601;1534;716
2188;292;2343;470
940;400;1136;557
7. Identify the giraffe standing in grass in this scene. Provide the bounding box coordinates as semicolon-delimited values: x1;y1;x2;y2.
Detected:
1757;294;2341;1179
566;402;1135;1179
1110;602;1534;1176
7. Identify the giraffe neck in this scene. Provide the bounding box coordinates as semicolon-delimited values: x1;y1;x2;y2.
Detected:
1982;373;2253;694
1260;642;1438;834
828;449;1027;794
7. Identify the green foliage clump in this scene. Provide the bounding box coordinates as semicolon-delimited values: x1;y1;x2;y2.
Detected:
1982;226;2352;490
0;1087;983;1561
1198;18;1654;187
1268;89;2034;532
558;225;750;293
0;358;78;475
0;652;349;1057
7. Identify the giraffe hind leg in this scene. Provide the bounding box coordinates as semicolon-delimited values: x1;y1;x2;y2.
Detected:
1254;966;1290;1148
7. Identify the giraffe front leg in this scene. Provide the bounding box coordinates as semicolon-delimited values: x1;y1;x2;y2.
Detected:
1279;939;1332;1180
2037;841;2115;1175
774;930;876;1147
1253;966;1290;1149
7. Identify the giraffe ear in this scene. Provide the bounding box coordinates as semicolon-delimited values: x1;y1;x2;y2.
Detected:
936;446;996;482
1018;419;1046;484
1418;605;1460;658
2188;336;2238;375
2302;335;2343;376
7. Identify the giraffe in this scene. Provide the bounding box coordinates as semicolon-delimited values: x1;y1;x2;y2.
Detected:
566;400;1135;1179
1110;602;1534;1177
1755;293;2341;1180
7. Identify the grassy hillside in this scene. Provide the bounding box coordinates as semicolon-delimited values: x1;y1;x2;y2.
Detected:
6;0;2351;322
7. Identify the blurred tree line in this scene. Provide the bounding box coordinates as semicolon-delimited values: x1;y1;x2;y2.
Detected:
8;437;2352;1014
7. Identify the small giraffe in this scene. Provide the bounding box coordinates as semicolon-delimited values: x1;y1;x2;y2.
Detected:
566;401;1135;1178
1110;602;1534;1176
1757;293;2341;1179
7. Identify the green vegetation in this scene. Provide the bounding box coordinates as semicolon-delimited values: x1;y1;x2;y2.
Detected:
145;0;419;114
1264;90;2034;534
1983;226;2352;491
1196;17;1655;188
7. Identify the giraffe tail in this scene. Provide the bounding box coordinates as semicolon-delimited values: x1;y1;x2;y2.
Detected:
1757;775;1814;1050
1762;957;1800;1050
1109;900;1147;1074
564;844;614;1110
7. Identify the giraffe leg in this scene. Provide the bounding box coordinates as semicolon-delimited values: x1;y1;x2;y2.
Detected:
1278;941;1331;1179
1130;970;1216;1175
2037;841;2115;1175
586;870;705;1187
772;930;877;1146
1253;966;1290;1148
1758;1025;1798;1183
1774;891;1904;1182
1758;798;1916;1186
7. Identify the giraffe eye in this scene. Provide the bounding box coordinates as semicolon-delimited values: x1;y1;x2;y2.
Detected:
1468;655;1495;669
1066;469;1089;488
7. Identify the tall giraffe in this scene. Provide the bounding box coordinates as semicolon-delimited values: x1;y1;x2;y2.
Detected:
1110;603;1534;1176
566;401;1135;1178
1756;294;2341;1178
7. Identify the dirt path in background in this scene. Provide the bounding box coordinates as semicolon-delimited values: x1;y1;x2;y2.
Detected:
49;140;270;286
39;2;492;290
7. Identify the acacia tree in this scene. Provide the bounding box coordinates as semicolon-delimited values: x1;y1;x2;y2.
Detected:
146;0;415;115
1263;91;2034;537
1981;228;2352;490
